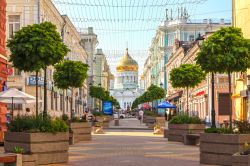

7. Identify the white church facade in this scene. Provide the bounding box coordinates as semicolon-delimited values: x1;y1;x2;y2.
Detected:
110;48;144;110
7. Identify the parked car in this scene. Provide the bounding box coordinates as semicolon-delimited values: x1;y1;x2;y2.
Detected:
113;113;126;119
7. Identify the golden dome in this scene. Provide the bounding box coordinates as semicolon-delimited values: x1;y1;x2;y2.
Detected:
116;48;138;72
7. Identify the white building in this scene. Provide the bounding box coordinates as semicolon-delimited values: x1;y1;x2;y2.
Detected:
110;48;143;110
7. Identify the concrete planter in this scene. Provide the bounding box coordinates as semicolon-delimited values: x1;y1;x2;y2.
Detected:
155;117;165;126
22;154;37;166
4;132;69;165
69;122;92;144
200;133;250;166
167;124;205;142
96;116;104;122
232;153;250;166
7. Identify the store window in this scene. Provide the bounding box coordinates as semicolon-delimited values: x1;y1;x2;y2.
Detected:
9;15;20;38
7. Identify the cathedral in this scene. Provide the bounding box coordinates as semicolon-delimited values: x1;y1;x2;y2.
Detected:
110;48;144;110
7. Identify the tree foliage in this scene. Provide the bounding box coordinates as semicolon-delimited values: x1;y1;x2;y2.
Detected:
89;85;120;108
170;64;206;89
53;60;89;89
8;22;69;71
196;27;250;73
196;27;250;129
132;84;165;109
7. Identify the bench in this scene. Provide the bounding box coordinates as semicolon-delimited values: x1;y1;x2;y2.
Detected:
0;153;22;166
184;134;200;145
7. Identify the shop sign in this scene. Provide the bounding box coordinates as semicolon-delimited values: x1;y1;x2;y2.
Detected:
195;91;205;96
27;76;44;86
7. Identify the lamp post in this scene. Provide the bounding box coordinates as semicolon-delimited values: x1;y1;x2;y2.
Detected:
196;34;216;127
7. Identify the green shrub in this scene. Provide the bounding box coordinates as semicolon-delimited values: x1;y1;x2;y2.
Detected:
12;146;24;154
205;120;250;134
144;111;157;117
8;115;68;133
169;114;203;124
93;111;103;116
62;114;69;122
71;116;87;123
205;127;233;134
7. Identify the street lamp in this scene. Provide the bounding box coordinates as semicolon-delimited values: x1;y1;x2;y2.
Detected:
196;34;216;128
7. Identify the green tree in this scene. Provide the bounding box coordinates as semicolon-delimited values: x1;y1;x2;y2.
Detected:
170;64;206;114
8;22;69;117
53;60;88;118
196;27;250;129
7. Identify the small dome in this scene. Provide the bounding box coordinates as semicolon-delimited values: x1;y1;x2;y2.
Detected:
116;48;138;72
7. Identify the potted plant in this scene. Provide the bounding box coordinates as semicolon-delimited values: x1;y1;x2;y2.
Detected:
66;115;91;145
167;114;205;142
4;115;69;165
103;116;112;128
93;122;104;134
200;121;250;166
93;111;104;123
143;111;157;128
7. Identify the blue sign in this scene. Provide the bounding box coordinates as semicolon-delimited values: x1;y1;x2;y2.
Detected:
28;76;44;86
103;101;113;115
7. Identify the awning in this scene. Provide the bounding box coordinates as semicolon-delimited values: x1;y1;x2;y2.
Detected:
166;91;183;101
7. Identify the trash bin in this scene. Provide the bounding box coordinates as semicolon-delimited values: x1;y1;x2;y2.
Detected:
114;119;119;126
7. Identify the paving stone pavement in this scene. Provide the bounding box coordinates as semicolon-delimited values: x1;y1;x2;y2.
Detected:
51;131;201;166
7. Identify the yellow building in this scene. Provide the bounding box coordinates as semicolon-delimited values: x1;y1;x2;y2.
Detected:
232;0;250;120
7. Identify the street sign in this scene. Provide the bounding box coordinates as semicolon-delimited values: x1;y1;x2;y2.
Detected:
27;76;44;86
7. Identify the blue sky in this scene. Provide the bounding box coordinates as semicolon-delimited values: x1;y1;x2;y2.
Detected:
53;0;232;74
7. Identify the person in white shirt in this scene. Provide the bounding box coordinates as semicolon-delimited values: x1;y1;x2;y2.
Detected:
139;110;144;124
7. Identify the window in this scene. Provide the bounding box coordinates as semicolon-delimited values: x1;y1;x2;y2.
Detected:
189;35;195;41
9;15;20;38
14;68;21;76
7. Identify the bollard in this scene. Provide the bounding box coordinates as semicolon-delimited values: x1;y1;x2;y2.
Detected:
114;119;119;126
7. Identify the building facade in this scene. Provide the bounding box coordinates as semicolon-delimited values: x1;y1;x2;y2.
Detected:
80;27;98;111
0;0;8;141
232;0;250;121
141;9;231;123
6;0;88;118
166;36;232;124
110;48;143;110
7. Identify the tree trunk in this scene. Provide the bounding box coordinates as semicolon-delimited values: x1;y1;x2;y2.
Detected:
71;88;74;119
63;90;65;114
35;70;38;116
228;72;232;130
186;87;189;115
43;67;47;117
211;72;216;128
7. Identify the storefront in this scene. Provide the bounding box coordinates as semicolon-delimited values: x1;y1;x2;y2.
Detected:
166;90;183;114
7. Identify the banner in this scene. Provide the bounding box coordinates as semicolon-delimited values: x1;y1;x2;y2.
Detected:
103;101;113;115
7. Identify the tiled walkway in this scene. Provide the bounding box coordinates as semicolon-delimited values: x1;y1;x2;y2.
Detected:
52;131;200;166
